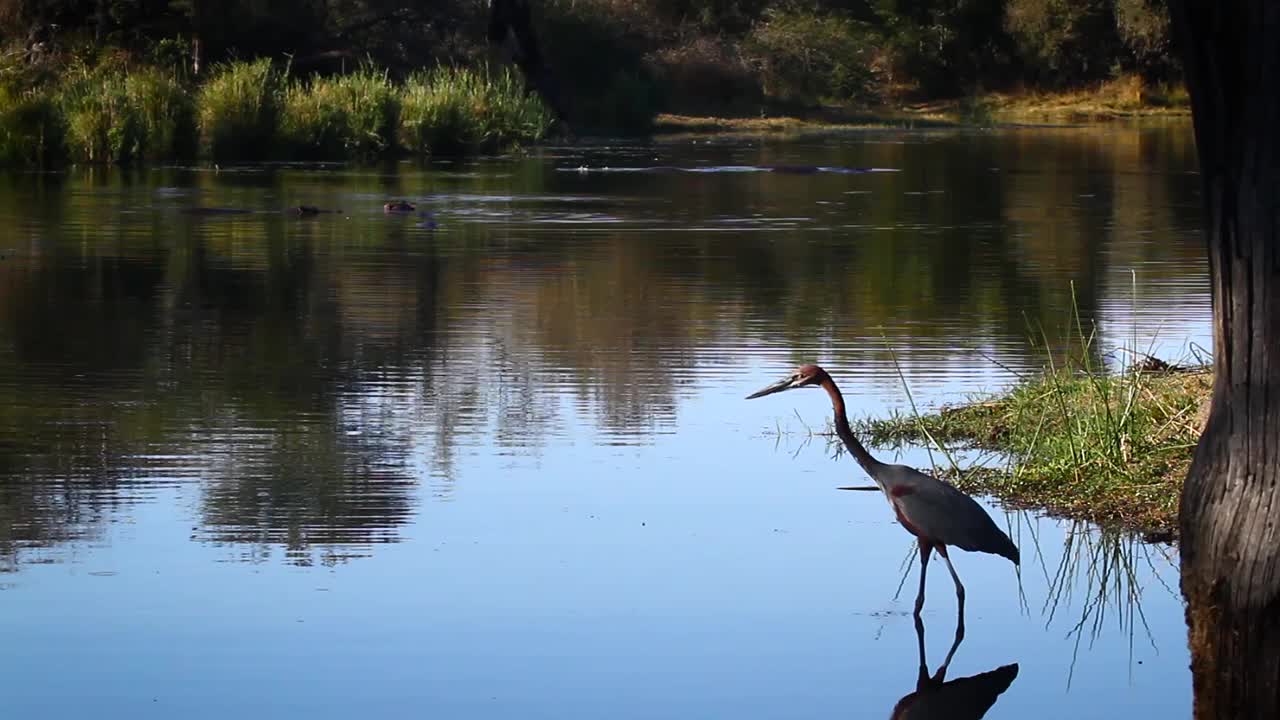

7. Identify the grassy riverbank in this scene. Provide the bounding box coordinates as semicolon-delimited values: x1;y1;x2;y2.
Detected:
653;76;1190;136
0;60;553;167
853;355;1209;538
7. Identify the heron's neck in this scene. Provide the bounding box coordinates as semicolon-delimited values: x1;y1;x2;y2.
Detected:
820;376;882;475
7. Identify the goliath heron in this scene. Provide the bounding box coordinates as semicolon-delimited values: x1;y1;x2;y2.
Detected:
748;364;1019;624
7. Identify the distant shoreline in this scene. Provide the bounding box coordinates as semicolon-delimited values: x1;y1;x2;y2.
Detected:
652;82;1192;137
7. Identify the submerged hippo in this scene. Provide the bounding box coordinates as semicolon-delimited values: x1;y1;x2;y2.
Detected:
178;207;252;216
179;206;342;217
291;205;343;216
384;200;416;213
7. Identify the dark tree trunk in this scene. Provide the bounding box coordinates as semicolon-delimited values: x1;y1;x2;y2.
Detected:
94;0;106;44
1169;2;1280;718
487;0;568;125
20;0;47;46
190;0;207;76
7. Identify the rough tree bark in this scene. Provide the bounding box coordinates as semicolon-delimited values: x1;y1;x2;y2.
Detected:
1168;2;1280;718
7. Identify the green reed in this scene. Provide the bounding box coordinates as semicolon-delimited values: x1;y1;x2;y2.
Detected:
57;69;144;163
126;68;197;162
197;58;281;162
280;65;399;160
399;65;554;155
55;66;194;164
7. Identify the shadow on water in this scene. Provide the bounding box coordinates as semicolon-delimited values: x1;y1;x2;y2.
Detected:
891;611;1019;720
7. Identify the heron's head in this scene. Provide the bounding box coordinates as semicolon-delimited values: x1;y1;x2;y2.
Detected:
745;363;827;399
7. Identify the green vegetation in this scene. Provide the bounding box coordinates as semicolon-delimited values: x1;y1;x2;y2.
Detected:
853;342;1209;536
538;0;664;130
280;66;399;160
0;57;552;167
548;0;1180;120
127;68;197;161
198;58;281;162
0;84;63;167
57;69;142;163
56;66;194;163
0;0;1184;156
746;7;881;104
400;66;555;155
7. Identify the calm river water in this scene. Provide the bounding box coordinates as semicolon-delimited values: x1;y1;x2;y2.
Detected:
0;121;1205;718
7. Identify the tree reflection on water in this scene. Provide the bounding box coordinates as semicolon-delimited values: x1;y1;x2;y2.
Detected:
0;124;1204;572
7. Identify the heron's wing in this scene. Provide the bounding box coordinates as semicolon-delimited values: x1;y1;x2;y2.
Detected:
887;465;1015;557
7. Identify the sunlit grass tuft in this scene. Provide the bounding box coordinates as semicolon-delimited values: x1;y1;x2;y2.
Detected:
280;66;399;160
56;67;196;164
859;364;1207;533
58;69;144;163
399;66;554;155
198;58;281;162
126;68;197;162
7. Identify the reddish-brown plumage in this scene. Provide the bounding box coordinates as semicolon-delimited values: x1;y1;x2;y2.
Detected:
890;485;915;497
894;502;922;538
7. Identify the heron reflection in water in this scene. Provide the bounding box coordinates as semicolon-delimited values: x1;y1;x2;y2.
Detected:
891;613;1019;720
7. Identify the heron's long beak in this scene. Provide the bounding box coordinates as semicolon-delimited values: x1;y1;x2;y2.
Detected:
746;376;796;399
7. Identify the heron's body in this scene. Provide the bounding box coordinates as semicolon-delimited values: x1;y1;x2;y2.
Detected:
870;462;1019;565
747;363;1019;620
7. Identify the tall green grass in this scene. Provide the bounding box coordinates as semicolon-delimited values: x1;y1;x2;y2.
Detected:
127;69;197;162
55;67;195;164
0;59;554;168
58;70;144;163
399;66;554;155
198;58;281;162
280;67;399;160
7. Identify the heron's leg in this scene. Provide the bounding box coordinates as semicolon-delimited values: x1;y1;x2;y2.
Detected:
913;611;929;689
934;613;965;683
913;541;933;616
937;545;966;636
